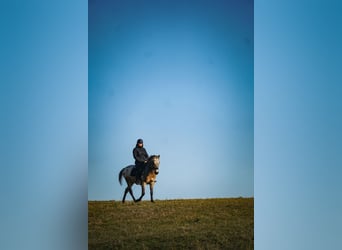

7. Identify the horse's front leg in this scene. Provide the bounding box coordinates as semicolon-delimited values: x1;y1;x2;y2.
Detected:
136;182;145;202
150;182;155;202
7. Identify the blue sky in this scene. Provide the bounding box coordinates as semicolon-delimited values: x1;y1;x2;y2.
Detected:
2;0;342;249
88;0;253;200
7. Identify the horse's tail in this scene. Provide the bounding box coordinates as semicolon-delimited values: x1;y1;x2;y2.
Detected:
119;168;125;186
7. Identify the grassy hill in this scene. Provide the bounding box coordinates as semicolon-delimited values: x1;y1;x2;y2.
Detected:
89;198;253;250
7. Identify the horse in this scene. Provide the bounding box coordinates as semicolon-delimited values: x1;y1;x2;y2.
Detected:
118;155;160;203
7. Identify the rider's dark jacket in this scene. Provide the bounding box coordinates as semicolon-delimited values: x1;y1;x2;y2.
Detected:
133;145;149;167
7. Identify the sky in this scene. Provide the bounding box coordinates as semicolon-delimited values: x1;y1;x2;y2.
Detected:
1;0;342;249
88;0;253;200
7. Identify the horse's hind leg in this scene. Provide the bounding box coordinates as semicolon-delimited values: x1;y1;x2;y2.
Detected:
122;187;129;203
123;180;136;203
128;184;136;202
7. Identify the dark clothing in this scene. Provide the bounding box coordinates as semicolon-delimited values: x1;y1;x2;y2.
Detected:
133;145;149;181
133;146;149;165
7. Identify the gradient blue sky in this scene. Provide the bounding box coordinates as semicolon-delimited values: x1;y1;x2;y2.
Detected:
1;0;342;249
255;1;342;249
89;0;253;200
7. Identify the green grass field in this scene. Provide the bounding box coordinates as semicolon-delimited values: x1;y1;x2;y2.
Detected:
89;198;253;250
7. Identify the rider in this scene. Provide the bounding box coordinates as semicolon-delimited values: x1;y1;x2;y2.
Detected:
133;138;149;181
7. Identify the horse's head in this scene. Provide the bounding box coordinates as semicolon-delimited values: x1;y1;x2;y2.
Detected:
148;155;160;175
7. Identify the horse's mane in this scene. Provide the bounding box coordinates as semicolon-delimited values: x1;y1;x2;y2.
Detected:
146;155;160;169
148;155;157;160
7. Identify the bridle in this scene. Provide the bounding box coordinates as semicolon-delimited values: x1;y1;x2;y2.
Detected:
146;157;159;174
